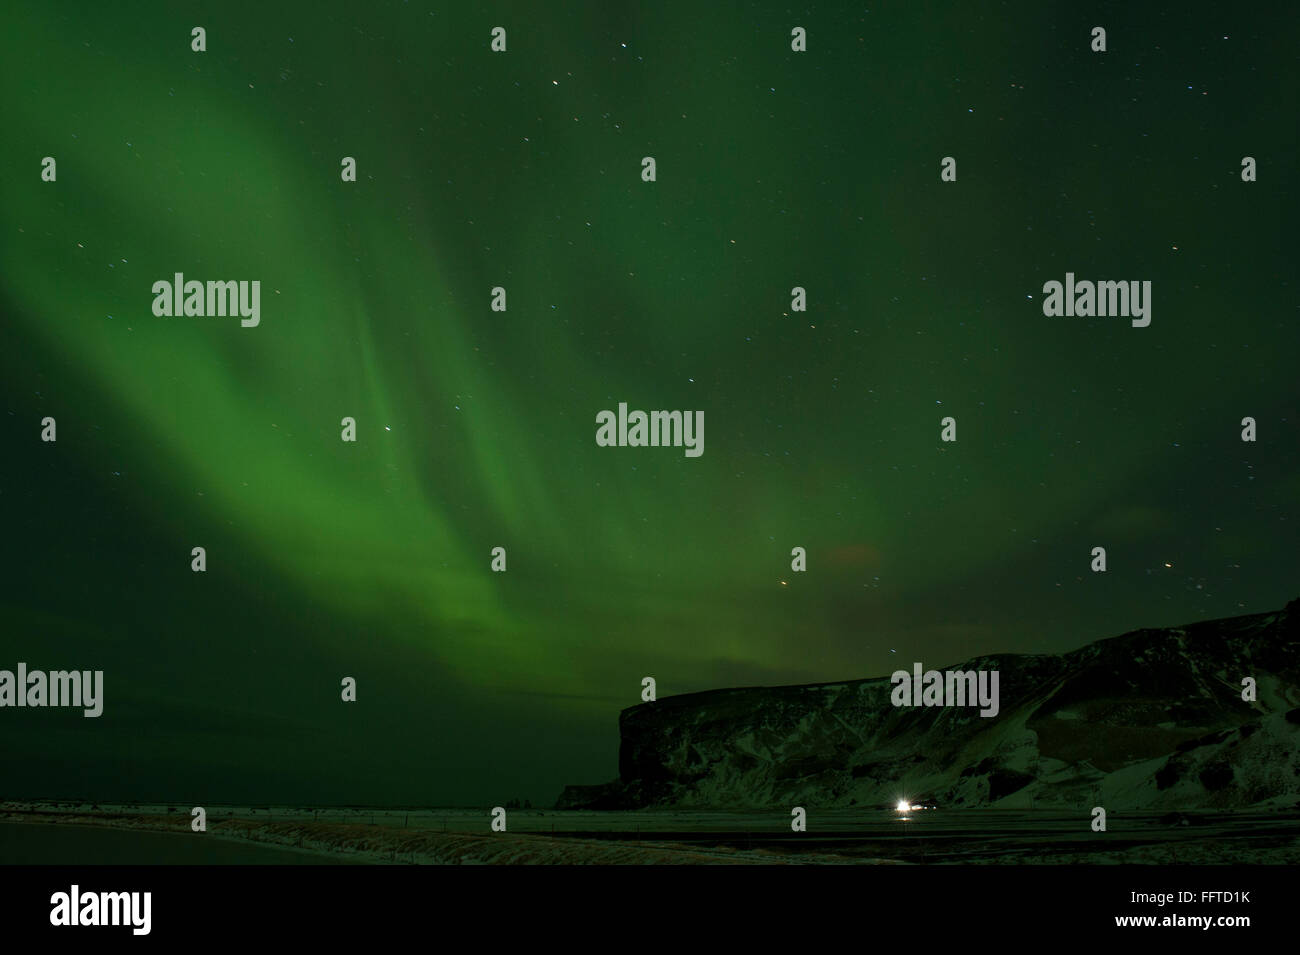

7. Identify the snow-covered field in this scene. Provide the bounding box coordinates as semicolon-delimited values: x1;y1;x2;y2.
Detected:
3;802;1296;864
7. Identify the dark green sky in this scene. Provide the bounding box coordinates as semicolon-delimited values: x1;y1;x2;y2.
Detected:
1;1;1296;806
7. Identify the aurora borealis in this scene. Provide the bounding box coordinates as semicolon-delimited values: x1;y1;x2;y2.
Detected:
1;2;1296;807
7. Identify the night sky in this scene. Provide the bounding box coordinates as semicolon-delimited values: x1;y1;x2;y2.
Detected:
1;2;1296;807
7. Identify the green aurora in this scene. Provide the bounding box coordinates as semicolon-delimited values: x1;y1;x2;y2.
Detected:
1;1;1296;805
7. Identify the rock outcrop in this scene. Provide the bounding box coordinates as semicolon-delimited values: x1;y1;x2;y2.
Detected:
558;600;1300;810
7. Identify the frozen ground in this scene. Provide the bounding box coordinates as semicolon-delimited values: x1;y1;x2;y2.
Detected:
3;802;1296;864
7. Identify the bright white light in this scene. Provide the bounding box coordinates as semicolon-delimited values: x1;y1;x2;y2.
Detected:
896;800;910;813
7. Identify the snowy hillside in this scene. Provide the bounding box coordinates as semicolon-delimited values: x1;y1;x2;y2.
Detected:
558;599;1300;810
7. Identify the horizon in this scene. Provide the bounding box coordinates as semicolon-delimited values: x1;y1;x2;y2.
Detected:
3;0;1296;811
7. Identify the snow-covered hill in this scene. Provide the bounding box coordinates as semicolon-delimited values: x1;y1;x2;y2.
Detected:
558;599;1300;810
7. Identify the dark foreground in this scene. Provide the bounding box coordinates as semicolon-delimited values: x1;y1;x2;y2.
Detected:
3;805;1298;865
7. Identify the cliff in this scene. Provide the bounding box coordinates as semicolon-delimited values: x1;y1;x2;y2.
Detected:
558;600;1300;810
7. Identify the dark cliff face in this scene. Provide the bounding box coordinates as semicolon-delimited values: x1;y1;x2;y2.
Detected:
557;599;1300;810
